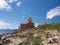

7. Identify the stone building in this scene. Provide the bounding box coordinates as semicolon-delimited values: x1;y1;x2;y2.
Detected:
20;17;35;30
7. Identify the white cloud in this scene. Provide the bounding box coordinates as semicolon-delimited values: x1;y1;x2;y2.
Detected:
0;0;22;11
7;0;14;3
35;23;39;27
0;20;18;29
7;0;18;3
16;2;22;6
14;0;18;2
46;6;60;19
0;20;11;29
0;0;12;11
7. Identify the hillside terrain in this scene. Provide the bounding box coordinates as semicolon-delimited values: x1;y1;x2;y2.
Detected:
0;23;60;45
18;23;60;45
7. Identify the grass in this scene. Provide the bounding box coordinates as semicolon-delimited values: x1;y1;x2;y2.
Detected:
18;23;60;45
18;35;42;45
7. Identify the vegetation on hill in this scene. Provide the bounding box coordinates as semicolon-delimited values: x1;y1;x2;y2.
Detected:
18;35;42;45
18;23;60;45
37;23;60;30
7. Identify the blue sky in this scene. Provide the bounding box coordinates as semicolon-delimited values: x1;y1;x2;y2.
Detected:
0;0;60;29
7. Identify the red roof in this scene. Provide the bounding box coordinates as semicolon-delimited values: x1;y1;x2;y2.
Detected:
21;22;29;24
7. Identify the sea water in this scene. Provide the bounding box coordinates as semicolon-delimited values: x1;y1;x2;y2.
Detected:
0;29;14;34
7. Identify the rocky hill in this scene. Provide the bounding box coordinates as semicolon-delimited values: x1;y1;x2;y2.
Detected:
0;23;60;45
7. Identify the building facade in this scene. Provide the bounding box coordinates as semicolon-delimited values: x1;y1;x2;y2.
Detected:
20;17;35;30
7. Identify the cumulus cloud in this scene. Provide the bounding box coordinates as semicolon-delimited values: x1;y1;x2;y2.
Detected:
16;2;22;6
0;0;12;11
7;0;18;3
0;20;11;29
46;6;60;19
0;0;22;11
35;23;39;27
